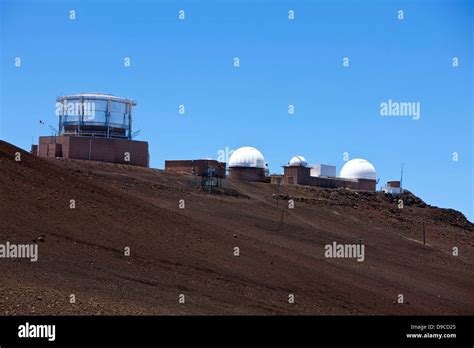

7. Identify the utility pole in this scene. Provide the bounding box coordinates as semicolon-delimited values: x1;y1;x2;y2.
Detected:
279;207;284;229
423;221;426;245
275;176;282;208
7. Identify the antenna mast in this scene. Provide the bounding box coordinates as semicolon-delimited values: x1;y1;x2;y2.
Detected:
400;163;404;190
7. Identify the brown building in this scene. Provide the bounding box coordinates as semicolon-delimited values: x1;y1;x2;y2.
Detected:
30;144;38;156
274;166;376;191
165;159;226;178
38;135;149;167
228;167;266;182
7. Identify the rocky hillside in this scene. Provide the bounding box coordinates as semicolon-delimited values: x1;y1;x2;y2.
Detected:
0;140;472;315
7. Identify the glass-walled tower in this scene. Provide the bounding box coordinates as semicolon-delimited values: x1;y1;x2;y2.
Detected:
56;93;136;139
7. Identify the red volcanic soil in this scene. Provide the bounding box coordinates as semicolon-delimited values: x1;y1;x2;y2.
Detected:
0;140;473;315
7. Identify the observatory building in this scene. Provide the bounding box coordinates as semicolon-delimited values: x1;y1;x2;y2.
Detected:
288;155;307;167
339;158;377;191
228;146;266;182
165;159;226;178
34;93;149;167
274;156;377;191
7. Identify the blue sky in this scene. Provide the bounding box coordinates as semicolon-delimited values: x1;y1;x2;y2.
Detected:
1;0;472;220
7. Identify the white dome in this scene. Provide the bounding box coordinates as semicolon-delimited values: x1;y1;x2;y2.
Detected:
340;158;376;180
288;155;307;167
229;147;265;168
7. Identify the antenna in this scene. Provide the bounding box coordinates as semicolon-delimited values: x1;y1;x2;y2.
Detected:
48;125;59;136
400;162;404;190
131;130;141;139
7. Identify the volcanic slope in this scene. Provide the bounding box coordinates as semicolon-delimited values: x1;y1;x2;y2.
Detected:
0;141;472;315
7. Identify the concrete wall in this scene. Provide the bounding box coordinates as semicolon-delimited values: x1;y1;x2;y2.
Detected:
283;166;376;191
165;160;226;178
270;175;284;184
355;178;377;191
38;136;149;167
283;166;312;185
228;167;266;182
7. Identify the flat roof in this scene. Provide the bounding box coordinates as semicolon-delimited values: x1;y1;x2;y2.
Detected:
57;93;136;105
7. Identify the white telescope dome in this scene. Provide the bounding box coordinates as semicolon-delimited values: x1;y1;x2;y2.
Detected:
229;146;265;169
288;155;307;167
340;158;376;180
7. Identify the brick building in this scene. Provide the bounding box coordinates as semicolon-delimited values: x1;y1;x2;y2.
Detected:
270;157;377;192
275;165;376;191
165;159;226;178
38;135;149;167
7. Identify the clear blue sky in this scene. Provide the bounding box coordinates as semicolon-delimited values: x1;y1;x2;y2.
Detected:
1;0;472;220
